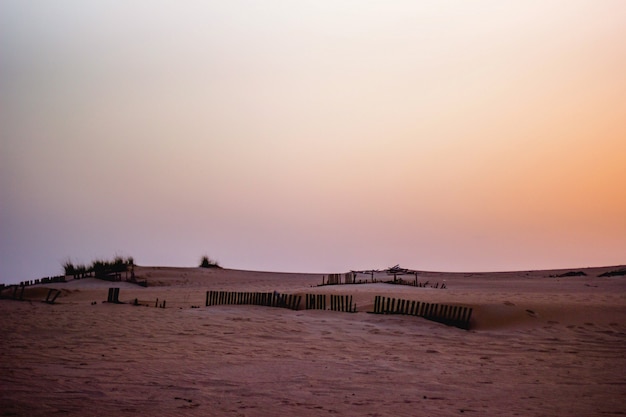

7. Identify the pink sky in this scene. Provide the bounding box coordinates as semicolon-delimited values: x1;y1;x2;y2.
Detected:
1;1;625;284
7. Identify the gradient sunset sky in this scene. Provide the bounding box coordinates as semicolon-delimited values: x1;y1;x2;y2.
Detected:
1;1;625;284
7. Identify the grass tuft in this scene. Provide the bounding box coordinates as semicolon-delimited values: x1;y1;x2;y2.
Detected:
199;255;220;268
62;256;135;278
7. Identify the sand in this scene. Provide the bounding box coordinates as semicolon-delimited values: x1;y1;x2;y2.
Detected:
1;266;625;416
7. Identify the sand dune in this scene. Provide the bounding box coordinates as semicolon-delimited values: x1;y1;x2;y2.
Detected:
1;266;625;416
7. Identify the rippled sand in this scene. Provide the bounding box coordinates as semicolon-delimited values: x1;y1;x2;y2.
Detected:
1;266;625;416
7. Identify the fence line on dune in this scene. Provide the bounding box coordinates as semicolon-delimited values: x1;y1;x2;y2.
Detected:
45;289;61;304
205;290;302;311
204;291;358;313
0;284;26;301
329;294;357;313
304;294;356;312
305;294;326;310
204;292;471;328
371;295;472;330
19;286;472;329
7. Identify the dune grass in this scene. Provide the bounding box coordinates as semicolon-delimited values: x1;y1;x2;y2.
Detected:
63;256;135;278
199;255;220;268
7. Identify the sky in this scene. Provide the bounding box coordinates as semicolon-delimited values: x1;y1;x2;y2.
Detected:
1;1;625;284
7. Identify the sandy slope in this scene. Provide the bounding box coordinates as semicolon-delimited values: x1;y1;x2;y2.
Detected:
1;266;625;416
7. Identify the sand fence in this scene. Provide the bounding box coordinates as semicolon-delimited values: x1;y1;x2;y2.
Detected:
371;295;472;330
205;290;302;310
204;290;471;329
107;287;121;303
44;289;62;304
102;288;474;329
2;284;472;330
305;293;326;310
329;294;357;313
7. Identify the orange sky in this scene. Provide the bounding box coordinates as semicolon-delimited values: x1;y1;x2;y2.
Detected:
1;1;625;283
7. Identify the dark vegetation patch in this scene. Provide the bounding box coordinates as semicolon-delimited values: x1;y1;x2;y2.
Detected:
63;256;134;279
199;255;221;269
557;271;587;277
598;269;626;277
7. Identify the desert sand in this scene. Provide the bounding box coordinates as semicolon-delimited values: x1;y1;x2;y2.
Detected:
1;265;625;416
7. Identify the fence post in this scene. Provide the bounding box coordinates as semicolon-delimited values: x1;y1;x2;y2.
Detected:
461;307;467;323
464;308;473;329
456;306;463;323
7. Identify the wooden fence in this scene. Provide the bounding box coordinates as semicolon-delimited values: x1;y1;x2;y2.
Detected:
372;296;472;330
44;289;61;304
16;276;66;287
322;273;356;285
205;291;302;310
107;287;121;303
0;284;26;301
204;292;356;313
305;294;326;310
15;285;25;301
329;294;356;313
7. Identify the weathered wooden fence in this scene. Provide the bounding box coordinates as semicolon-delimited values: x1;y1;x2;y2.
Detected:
326;274;341;285
205;291;354;313
0;285;61;303
44;289;61;304
17;276;66;287
322;273;357;285
107;287;120;303
305;294;327;310
330;294;356;313
205;291;302;310
0;284;26;301
15;285;25;301
372;296;472;330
